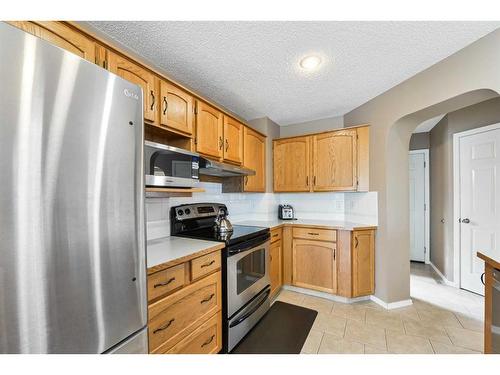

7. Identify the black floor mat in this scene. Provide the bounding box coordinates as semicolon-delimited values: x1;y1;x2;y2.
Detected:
231;301;317;354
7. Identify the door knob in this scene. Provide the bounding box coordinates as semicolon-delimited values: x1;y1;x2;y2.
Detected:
461;218;470;224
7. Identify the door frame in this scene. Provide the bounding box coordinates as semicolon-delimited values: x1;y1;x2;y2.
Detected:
409;149;430;264
453;122;500;288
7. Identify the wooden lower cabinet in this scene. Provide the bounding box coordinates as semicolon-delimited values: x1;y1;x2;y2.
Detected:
292;238;337;294
269;228;283;297
166;311;222;354
282;226;375;298
352;230;375;297
147;250;222;354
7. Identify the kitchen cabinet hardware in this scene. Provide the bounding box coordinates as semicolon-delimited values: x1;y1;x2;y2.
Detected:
307;232;319;236
150;90;155;110
201;260;215;268
225;139;229;152
153;318;175;334
154;277;176;288
355;237;359;248
200;293;215;304
201;335;215;348
162;96;168;114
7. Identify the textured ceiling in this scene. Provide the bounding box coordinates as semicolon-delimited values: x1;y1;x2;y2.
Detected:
88;21;499;125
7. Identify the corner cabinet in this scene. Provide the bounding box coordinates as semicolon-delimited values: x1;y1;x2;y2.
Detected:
107;51;157;123
195;101;224;159
243;127;266;192
273;126;370;192
284;226;375;299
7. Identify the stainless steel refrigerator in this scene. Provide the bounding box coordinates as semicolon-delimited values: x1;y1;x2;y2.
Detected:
0;23;148;353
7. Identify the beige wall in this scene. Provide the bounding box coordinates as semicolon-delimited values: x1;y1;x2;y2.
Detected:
248;117;280;193
409;132;430;150
343;28;500;304
429;97;500;281
279;115;343;138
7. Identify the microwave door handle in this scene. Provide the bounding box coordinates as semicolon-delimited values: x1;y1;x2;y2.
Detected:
229;289;271;328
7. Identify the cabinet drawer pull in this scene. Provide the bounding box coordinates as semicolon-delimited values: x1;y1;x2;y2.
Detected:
307;232;319;236
153;277;175;288
272;233;278;238
306;176;309;186
333;248;336;261
355;237;359;248
201;334;215;348
163;96;168;115
481;272;485;285
150;90;155;110
153;318;175;334
201;293;215;304
225;139;229;152
219;136;224;150
201;260;215;268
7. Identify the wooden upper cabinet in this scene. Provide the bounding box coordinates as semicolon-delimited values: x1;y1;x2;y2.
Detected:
356;126;370;192
107;51;157;123
243;127;266;192
195;101;223;159
312;129;357;191
223;116;244;165
8;21;95;62
158;80;194;136
273;136;311;192
292;239;337;294
352;230;375;297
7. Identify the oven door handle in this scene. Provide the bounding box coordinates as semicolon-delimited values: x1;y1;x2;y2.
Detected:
229;289;271;328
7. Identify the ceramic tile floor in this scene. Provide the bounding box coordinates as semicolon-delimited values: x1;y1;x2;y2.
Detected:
276;262;485;354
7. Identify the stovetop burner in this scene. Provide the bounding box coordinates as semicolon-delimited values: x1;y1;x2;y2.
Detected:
175;224;269;246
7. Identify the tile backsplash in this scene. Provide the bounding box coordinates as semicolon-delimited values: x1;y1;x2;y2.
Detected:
146;182;378;240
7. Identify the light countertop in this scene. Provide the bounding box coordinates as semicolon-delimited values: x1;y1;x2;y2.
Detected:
147;236;224;274
233;218;377;231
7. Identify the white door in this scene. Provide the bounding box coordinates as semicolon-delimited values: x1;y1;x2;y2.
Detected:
459;127;500;295
409;152;426;262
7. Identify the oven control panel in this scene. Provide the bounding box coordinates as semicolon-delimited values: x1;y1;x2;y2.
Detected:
171;203;227;221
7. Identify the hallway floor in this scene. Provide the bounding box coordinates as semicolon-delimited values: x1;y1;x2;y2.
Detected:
280;262;485;354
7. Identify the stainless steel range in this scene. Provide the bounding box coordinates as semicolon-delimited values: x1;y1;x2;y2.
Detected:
170;203;271;352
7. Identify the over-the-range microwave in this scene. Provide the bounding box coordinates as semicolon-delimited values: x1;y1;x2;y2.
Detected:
144;141;200;187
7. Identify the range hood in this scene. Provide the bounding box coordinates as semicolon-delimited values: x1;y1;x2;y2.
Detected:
199;158;256;177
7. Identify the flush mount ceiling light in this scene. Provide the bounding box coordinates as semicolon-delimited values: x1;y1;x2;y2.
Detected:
299;55;322;71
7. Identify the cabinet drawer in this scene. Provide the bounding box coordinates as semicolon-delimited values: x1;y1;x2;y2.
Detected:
148;271;221;353
148;264;186;302
166;311;221;354
293;227;336;242
270;228;282;243
191;251;221;281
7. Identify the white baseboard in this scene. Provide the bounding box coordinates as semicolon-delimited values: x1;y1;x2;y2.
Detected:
429;262;458;288
370;295;413;310
282;285;370;304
